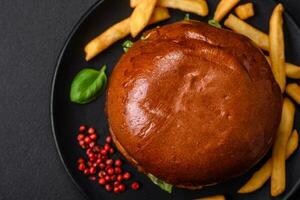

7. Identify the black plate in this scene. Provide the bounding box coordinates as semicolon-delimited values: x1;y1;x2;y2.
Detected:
51;0;300;199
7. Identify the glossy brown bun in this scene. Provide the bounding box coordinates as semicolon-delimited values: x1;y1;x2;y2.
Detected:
107;20;282;189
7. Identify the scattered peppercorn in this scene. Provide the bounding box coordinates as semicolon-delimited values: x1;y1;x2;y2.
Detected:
123;172;131;180
98;178;106;185
88;127;95;134
131;182;140;190
115;159;122;167
90;133;97;140
105;184;113;192
76;125;140;194
77;134;85;141
78;163;85;171
105;136;112;144
119;184;126;192
79;125;86;132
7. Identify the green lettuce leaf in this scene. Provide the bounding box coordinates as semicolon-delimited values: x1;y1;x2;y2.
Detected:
148;174;173;193
122;40;133;52
184;13;190;20
208;19;222;28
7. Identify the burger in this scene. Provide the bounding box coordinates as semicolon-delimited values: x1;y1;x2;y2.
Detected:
107;20;282;190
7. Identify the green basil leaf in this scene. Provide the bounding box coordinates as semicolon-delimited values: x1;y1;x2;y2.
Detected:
208;19;222;28
148;174;173;193
184;13;190;20
70;65;107;104
122;40;133;52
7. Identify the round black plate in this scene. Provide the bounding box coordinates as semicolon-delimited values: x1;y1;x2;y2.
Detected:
51;0;300;199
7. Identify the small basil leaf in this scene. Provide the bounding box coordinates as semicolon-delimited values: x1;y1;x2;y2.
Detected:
122;40;133;52
184;13;190;20
70;65;107;104
148;174;173;193
208;19;222;28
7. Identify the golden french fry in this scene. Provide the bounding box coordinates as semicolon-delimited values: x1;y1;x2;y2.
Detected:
286;83;300;105
84;7;170;61
235;3;254;20
148;7;170;24
224;14;269;51
195;195;226;200
214;0;240;21
269;4;286;93
84;18;130;61
158;0;208;16
131;0;209;16
238;130;299;193
265;56;300;79
130;0;139;7
215;5;300;81
285;62;300;79
271;97;295;196
130;0;157;37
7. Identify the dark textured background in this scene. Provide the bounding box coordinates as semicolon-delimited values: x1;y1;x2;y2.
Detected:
0;0;299;199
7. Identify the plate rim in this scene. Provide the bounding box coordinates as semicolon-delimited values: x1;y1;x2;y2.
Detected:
50;0;300;199
50;0;105;199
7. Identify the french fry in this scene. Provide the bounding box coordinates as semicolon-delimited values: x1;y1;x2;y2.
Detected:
84;7;170;61
159;0;208;16
271;97;295;196
265;56;300;79
285;63;300;79
131;0;209;16
130;0;140;7
195;195;226;200
84;18;130;61
235;3;254;20
130;0;157;37
269;4;286;93
148;7;171;24
286;84;300;105
238;130;299;193
224;14;269;51
214;0;240;22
